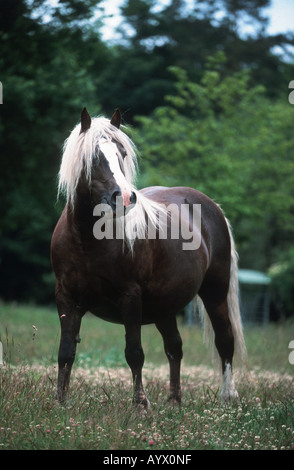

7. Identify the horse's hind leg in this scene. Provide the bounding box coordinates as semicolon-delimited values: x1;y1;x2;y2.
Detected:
200;293;238;402
156;315;183;403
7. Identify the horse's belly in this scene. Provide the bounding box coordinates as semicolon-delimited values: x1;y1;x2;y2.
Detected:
89;299;123;324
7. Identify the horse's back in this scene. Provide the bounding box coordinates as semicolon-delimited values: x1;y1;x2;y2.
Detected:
140;185;231;261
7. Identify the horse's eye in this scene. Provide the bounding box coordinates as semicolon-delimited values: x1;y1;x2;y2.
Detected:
116;142;127;159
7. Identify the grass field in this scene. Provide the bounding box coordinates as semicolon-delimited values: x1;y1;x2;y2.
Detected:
0;302;293;450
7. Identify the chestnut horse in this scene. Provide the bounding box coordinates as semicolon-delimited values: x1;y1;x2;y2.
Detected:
51;108;246;407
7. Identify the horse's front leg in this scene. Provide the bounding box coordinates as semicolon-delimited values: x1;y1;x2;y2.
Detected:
121;286;150;410
56;291;84;403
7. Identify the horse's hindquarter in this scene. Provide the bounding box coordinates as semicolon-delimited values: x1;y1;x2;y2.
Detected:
142;186;232;304
139;185;227;267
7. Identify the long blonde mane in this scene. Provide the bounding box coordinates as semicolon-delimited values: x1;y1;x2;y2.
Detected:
58;116;166;251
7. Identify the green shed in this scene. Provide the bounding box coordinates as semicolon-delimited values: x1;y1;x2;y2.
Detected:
238;269;271;324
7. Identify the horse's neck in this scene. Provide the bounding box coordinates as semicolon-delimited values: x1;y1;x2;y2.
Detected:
66;197;126;260
67;191;94;243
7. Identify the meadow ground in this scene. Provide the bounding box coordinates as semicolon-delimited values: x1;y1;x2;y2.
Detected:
0;302;293;451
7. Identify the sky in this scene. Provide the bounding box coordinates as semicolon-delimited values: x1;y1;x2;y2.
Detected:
99;0;294;41
266;0;294;35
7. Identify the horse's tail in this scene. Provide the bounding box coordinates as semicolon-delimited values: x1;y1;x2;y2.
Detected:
224;218;247;368
197;217;247;370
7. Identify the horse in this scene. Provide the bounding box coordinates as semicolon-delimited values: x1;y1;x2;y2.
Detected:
51;107;247;408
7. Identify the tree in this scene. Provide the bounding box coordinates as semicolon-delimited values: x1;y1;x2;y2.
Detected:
102;0;294;121
133;54;294;273
0;0;107;301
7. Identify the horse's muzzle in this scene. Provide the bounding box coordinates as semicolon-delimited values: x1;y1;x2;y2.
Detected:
110;190;137;215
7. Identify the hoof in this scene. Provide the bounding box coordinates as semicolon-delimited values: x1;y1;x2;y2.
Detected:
56;388;68;405
167;395;181;405
220;388;239;404
134;396;150;413
221;362;239;404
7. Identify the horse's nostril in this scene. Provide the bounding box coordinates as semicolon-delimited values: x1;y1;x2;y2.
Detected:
130;191;137;205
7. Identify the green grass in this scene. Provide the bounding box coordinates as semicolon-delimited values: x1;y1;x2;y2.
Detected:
0;302;294;450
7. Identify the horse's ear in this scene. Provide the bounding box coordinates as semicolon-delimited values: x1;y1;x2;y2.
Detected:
80;107;91;133
110;108;122;129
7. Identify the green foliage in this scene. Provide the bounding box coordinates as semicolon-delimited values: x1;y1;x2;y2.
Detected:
135;54;294;276
0;0;106;302
118;0;294;104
